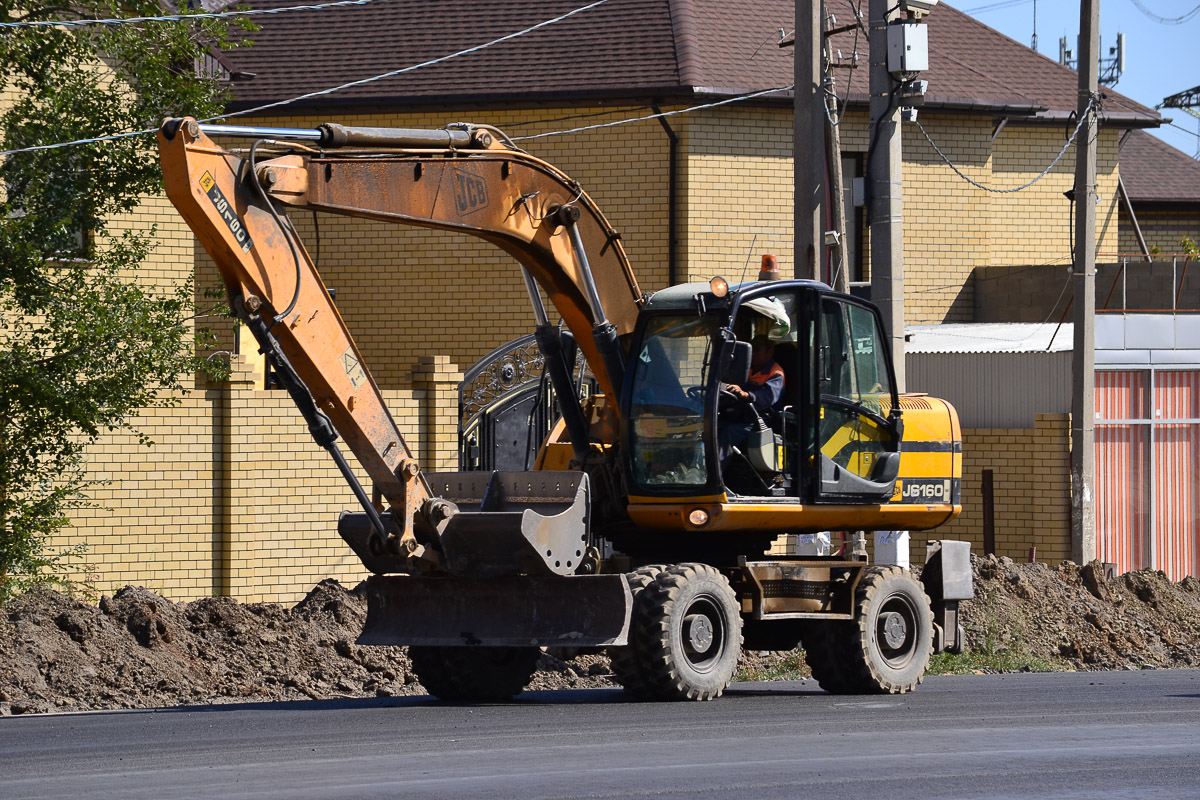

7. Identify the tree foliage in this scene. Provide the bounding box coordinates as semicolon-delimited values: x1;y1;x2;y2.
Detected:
0;1;249;600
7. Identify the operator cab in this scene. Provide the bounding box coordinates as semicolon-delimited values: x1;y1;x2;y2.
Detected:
622;279;903;504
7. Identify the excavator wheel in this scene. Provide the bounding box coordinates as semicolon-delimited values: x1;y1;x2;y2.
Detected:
633;563;743;701
409;645;541;702
799;620;854;694
808;566;933;695
607;564;667;700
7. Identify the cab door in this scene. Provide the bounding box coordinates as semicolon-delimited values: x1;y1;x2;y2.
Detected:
813;296;902;501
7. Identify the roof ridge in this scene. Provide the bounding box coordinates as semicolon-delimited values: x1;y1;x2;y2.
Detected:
668;0;704;88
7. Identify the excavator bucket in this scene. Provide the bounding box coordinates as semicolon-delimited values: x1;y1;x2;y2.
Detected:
354;470;634;647
357;573;632;647
425;470;590;578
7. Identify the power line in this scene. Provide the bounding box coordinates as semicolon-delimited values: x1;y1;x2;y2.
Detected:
0;0;391;28
912;97;1096;194
220;0;612;122
510;86;794;140
0;0;613;158
1129;0;1200;25
1167;121;1200;140
962;0;1033;14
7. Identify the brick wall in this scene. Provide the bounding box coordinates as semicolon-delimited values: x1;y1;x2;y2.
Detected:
975;260;1200;320
932;414;1073;564
677;107;796;282
1119;207;1200;259
56;355;459;604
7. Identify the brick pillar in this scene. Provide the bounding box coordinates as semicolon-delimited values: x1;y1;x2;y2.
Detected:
214;355;259;600
412;355;464;471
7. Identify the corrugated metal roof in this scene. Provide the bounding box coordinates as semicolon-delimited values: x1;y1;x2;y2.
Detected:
906;323;1073;354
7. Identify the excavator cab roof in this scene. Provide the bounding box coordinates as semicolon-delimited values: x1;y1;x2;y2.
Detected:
641;278;832;313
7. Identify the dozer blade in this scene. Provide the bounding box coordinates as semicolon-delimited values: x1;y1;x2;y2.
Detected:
425;470;590;578
357;573;632;647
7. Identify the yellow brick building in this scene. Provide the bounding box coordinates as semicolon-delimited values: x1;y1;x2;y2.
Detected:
48;1;1178;600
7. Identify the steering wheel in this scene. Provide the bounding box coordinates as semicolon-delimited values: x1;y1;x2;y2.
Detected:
718;385;745;411
685;386;705;402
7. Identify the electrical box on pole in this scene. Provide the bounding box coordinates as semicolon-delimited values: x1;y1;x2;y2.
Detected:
887;24;929;72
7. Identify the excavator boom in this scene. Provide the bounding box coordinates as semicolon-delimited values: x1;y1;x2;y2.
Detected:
158;117;642;571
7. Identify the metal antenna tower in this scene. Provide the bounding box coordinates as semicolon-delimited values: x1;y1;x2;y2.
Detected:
1160;85;1200;160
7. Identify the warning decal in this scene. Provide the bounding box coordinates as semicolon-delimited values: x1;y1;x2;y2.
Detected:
200;171;254;253
341;348;366;389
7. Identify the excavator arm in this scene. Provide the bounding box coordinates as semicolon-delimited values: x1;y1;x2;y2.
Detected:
158;117;641;574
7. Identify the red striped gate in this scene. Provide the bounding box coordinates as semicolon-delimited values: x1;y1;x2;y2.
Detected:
1096;370;1200;580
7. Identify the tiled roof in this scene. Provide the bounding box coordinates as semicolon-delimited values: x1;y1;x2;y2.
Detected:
1120;130;1200;205
222;0;1160;127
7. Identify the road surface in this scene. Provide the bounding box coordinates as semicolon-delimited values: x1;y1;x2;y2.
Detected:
3;669;1199;799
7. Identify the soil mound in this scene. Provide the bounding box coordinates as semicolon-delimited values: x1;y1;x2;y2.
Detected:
4;557;1200;714
0;579;616;715
965;555;1200;670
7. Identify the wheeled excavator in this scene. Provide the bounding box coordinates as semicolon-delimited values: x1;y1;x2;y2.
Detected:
158;117;972;701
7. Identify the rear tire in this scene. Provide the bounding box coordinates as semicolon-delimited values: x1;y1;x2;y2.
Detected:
607;564;666;700
635;563;742;701
808;567;933;694
409;646;540;702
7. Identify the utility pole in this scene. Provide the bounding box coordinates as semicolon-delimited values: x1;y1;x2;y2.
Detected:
868;0;905;390
795;0;825;281
1072;0;1098;566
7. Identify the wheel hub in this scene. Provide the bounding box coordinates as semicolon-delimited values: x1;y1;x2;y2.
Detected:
879;610;908;649
684;613;714;653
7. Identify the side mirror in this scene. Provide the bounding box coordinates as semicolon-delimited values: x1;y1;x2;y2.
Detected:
721;341;752;385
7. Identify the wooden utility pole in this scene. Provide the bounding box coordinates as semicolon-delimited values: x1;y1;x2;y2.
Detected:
1072;0;1098;565
795;0;825;281
868;0;904;390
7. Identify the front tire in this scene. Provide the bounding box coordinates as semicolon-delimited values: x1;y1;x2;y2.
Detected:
634;563;743;701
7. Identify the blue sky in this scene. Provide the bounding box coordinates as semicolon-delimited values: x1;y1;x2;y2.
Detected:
956;0;1199;157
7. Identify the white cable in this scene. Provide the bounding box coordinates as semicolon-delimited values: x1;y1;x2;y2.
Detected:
0;0;613;158
512;85;794;140
0;0;390;28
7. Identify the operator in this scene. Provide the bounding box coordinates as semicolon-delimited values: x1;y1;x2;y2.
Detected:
718;334;785;461
726;335;785;411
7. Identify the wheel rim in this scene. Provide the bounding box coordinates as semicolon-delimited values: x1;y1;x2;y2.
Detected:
876;591;920;669
679;593;726;672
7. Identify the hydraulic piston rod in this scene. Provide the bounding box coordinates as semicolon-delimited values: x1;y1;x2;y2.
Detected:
197;122;475;149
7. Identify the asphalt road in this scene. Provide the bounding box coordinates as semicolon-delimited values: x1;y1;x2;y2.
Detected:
3;670;1199;799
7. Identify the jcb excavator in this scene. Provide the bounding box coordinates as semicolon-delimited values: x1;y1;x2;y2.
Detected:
158;117;971;702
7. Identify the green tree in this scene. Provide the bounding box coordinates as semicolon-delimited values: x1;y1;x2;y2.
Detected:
0;1;247;601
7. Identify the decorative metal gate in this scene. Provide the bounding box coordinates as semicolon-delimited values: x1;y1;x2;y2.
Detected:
458;334;594;471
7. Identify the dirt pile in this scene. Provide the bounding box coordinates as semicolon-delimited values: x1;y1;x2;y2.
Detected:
3;557;1200;715
962;555;1200;670
0;579;613;716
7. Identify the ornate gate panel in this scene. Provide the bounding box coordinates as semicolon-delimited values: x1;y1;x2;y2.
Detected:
459;334;593;471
